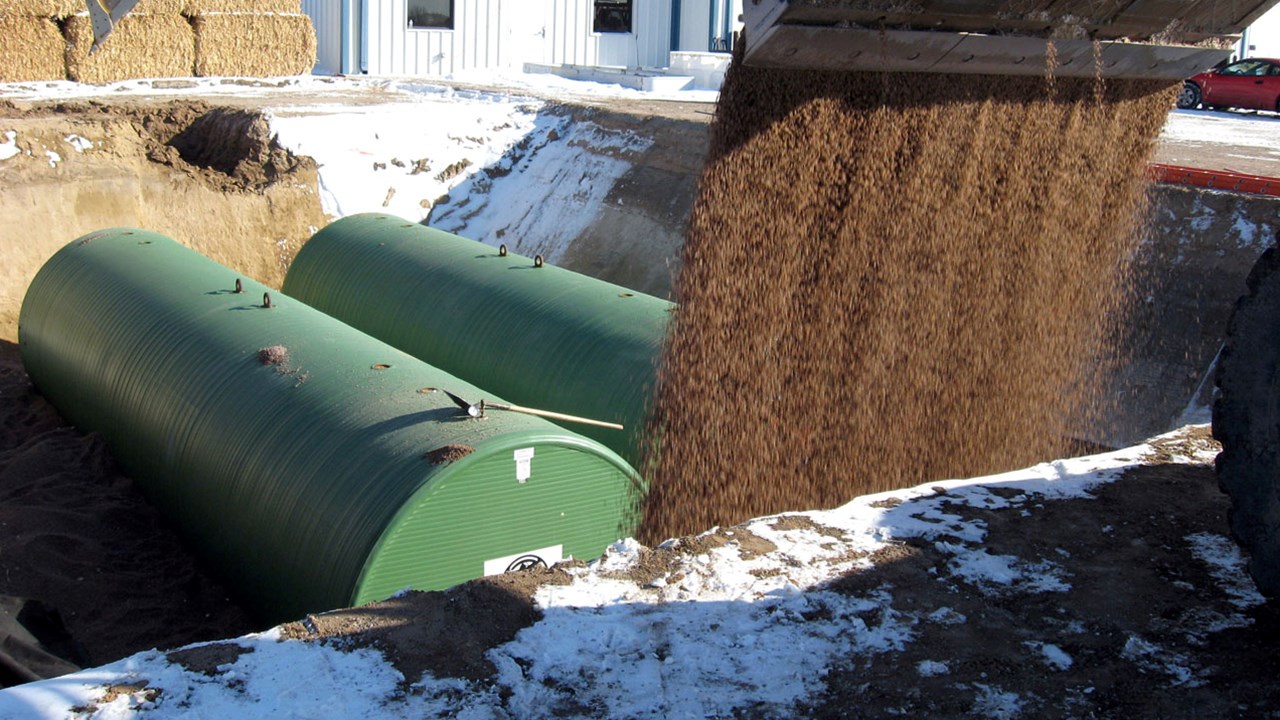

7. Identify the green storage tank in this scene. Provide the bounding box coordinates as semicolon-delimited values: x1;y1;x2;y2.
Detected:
282;214;674;469
19;228;641;625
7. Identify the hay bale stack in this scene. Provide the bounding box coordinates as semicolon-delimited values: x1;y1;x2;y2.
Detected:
191;13;315;77
132;0;188;12
0;0;82;17
0;16;66;81
1;0;188;14
184;0;301;12
65;13;195;83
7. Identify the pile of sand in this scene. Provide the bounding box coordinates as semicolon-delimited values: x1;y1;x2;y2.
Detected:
0;343;256;679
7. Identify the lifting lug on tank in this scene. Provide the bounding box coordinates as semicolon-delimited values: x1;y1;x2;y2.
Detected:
741;0;1280;80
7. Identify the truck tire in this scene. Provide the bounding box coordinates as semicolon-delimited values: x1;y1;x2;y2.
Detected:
1214;245;1280;597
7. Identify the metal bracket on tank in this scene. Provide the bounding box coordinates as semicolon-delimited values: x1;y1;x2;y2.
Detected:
434;389;623;430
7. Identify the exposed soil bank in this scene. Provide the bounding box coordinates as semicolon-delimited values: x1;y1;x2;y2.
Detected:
1117;184;1280;444
808;437;1280;718
553;105;709;298
0;100;327;341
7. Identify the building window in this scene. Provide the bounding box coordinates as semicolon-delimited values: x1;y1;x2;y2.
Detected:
593;0;632;34
407;0;453;29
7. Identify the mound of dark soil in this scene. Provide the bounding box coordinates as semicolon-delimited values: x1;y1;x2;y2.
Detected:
31;100;313;193
166;107;312;192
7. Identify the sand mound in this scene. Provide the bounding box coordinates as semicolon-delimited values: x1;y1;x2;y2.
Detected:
0;344;255;681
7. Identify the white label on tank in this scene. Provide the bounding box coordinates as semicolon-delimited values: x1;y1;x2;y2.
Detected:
514;447;535;482
483;544;564;576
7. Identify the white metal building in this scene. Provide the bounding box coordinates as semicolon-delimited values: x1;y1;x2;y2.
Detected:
1239;2;1280;58
302;0;741;77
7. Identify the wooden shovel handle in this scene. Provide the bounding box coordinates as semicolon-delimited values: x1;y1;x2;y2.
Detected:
486;401;623;430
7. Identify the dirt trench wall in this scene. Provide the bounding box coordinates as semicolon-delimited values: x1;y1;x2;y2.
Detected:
1114;184;1280;444
427;104;710;301
432;101;1273;451
555;110;707;298
0;106;327;342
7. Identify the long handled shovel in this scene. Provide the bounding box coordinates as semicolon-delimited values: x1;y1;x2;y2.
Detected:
431;388;623;430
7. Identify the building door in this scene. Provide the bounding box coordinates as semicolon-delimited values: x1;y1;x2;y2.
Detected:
501;0;549;68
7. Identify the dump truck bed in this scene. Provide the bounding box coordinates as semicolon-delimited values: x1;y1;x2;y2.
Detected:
743;0;1280;78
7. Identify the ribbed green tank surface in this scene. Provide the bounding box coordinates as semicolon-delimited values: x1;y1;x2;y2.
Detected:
19;228;640;624
282;214;674;468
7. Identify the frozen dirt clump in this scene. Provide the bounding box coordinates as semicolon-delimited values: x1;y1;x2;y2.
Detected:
166;107;315;192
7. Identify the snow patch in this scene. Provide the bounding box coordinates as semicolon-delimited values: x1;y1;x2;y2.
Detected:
917;660;949;677
485;587;913;719
0;130;18;160
0;631;405;720
1186;532;1267;609
1026;641;1073;670
1232;216;1261;247
970;683;1025;719
271;98;545;221
429;118;652;263
65;134;92;152
1161;110;1280;153
927;606;967;625
1121;635;1201;687
938;544;1071;594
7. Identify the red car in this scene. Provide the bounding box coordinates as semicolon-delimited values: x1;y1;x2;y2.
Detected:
1178;58;1280;113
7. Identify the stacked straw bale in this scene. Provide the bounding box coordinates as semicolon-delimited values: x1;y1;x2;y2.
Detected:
129;0;187;12
2;0;314;84
191;12;315;77
0;0;82;16
0;0;79;82
65;12;196;83
184;0;301;12
0;15;66;81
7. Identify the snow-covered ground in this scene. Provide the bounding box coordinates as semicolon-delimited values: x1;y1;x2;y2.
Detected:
0;70;721;107
0;428;1254;720
0;71;713;263
1158;107;1280;176
1161;108;1280;153
267;84;656;264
